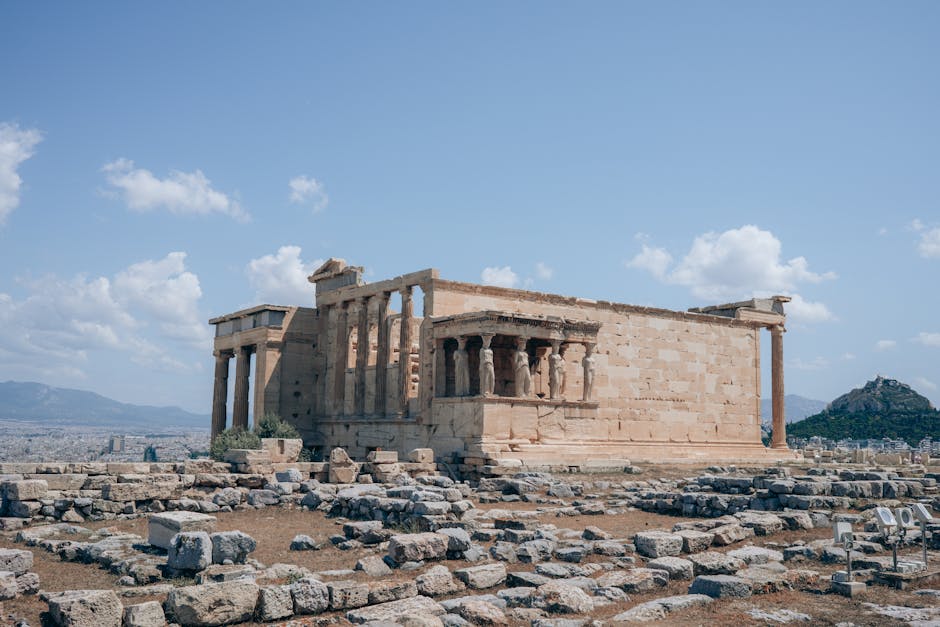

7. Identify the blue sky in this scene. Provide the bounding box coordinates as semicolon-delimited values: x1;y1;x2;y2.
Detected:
1;2;938;414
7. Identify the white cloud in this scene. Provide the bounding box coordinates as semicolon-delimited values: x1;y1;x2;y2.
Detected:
534;262;554;281
918;228;940;258
626;245;673;280
875;339;897;351
877;227;887;236
114;252;210;347
626;225;836;323
481;266;519;288
0;122;43;225
914;332;940;348
246;245;322;305
914;376;937;391
911;218;925;231
0;253;207;381
790;356;829;371
289;175;328;212
102;159;248;221
841;352;856;361
783;294;835;323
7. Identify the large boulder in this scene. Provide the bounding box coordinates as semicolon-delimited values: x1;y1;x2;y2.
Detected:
688;551;746;576
416;564;466;596
164;579;259;626
346;595;445;624
454;563;507;590
536;581;594;614
46;589;123;627
290;576;330;615
634;531;683;558
167;532;212;573
0;548;33;575
122;601;166;627
388;532;448;564
210;531;256;564
688;575;752;599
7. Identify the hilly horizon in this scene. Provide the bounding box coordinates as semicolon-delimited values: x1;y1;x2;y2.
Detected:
788;376;940;445
0;381;209;431
760;394;828;425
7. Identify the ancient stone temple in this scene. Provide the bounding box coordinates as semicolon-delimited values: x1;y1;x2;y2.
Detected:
209;259;798;464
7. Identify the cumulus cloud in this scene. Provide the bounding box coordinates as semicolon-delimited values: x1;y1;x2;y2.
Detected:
481;266;519;288
625;225;836;323
114;252;210;346
102;159;248;221
914;332;940;348
918;228;940;258
534;262;554;281
289;175;328;212
246;245;322;305
875;339;897;351
0;122;43;225
784;294;835;323
0;253;207;381
625;245;673;280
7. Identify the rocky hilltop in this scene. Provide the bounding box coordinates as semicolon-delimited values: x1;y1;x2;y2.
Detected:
788;376;940;445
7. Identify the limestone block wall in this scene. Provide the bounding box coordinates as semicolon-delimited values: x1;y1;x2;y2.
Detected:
426;280;763;449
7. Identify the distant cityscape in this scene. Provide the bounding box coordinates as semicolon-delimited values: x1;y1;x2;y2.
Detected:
0;420;209;463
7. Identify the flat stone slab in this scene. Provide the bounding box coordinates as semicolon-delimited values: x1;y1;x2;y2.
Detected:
346;595;445;624
689;575;752;599
148;511;216;550
612;594;713;622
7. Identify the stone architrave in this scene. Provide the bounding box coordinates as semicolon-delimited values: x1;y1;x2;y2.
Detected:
454;336;470;397
581;342;596;401
548;340;564;400
513;337;531;398
480;334;495;396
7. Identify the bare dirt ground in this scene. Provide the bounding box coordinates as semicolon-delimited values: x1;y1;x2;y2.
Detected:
1;463;937;626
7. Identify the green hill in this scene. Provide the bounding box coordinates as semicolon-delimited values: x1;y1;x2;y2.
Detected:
788;376;940;445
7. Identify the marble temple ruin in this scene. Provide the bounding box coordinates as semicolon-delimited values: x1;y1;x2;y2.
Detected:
209;259;798;465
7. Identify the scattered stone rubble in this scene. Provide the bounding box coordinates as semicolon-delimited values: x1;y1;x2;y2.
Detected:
1;450;938;626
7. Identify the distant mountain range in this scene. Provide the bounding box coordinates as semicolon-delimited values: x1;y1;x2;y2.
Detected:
760;394;828;424
788;376;940;445
0;381;209;431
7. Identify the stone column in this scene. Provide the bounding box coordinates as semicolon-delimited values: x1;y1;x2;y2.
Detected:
454;336;470;396
232;346;252;430
332;302;350;416
513;336;531;397
211;350;231;439
354;296;370;416
480;333;495;396
398;286;413;415
770;324;788;449
373;292;390;416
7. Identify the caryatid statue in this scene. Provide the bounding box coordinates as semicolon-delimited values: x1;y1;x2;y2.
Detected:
548;340;565;400
480;334;495;396
581;342;596;401
454;336;470;396
513;336;532;397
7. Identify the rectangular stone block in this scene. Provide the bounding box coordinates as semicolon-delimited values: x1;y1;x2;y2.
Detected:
262;438;303;463
25;474;87;491
2;480;48;501
0;549;33;575
367;450;399;464
408;448;435;464
148;511;217;550
102;482;181;502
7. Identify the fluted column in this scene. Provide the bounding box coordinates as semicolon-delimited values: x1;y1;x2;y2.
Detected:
332;302;350;416
211;350;231;439
374;292;390;416
232;346;252;430
771;324;787;449
398;286;413;415
354;296;370;416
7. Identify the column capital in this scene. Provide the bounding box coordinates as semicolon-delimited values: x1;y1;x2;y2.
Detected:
770;324;786;334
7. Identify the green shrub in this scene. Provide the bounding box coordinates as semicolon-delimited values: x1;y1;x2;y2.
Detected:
254;412;301;439
209;427;261;461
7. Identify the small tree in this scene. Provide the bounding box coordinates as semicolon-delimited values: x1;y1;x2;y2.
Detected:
254;412;302;439
209;427;262;461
